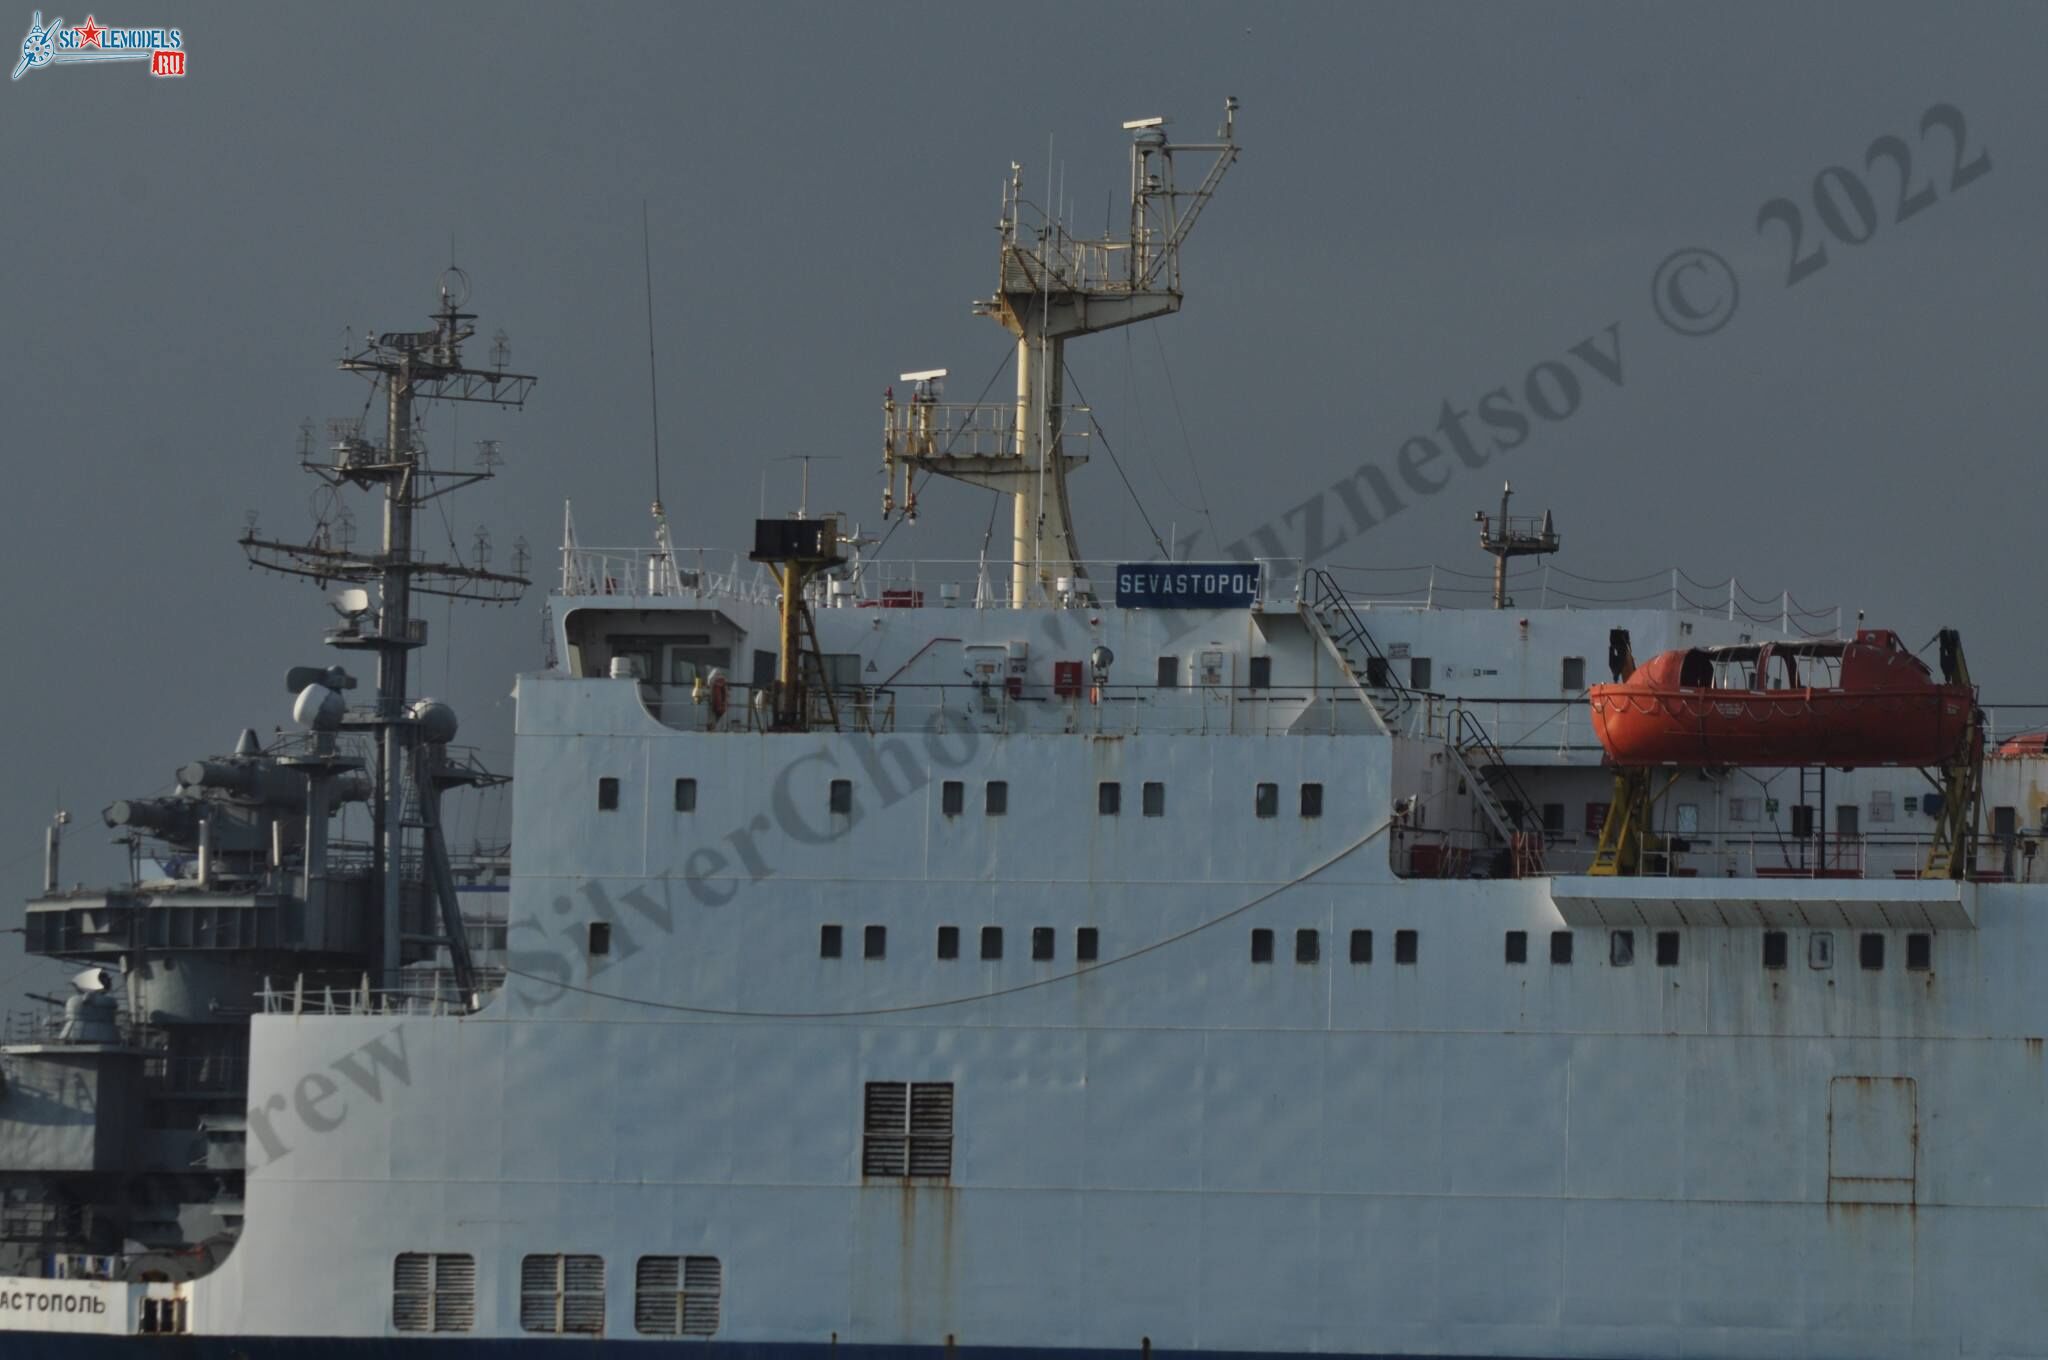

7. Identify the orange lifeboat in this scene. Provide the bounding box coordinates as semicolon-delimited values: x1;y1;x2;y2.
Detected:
1587;629;1973;767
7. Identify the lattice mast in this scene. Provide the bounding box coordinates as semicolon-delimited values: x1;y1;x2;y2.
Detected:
241;271;536;986
883;101;1239;606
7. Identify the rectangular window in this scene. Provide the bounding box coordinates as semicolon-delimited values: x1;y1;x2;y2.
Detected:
980;926;1003;960
1300;783;1324;818
1143;781;1166;817
819;924;842;959
1610;930;1635;966
588;922;611;957
1365;656;1391;688
1550;931;1574;965
394;1253;475;1334
1076;927;1099;962
635;1255;722;1337
1409;657;1432;691
1156;656;1178;688
1295;928;1320;964
985;781;1008;816
830;779;853;815
1248;655;1272;690
598;777;620;812
1250;928;1274;963
862;1081;953;1178
1349;928;1372;964
520;1254;605;1335
941;781;964;817
1504;930;1528;964
1542;802;1565;833
864;925;887;960
936;925;959;960
1561;656;1586;691
1098;781;1121;815
1656;930;1680;967
1860;932;1885;971
1255;783;1279;818
673;778;697;812
1032;926;1055;961
1395;929;1418;965
1906;932;1931;971
1763;930;1788;969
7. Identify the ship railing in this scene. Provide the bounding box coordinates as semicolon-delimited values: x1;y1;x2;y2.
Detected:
1;1010;165;1049
558;546;775;602
257;973;497;1018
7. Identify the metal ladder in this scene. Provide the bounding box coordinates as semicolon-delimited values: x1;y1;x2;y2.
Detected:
1450;708;1547;875
1300;568;1413;731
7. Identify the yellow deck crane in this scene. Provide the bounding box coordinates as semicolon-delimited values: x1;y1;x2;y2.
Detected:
1922;627;1984;879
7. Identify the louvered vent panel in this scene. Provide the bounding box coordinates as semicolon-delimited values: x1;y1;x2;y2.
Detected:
392;1253;431;1333
393;1254;431;1293
433;1255;476;1333
864;1082;908;1133
909;1084;953;1136
519;1295;558;1334
562;1292;606;1334
521;1255;560;1293
636;1256;681;1335
683;1257;723;1292
682;1291;722;1337
564;1255;605;1293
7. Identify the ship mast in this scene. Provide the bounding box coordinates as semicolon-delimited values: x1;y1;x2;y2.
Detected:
883;100;1239;606
241;270;536;989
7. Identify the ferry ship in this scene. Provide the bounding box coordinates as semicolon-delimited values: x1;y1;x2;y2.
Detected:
6;103;2048;1359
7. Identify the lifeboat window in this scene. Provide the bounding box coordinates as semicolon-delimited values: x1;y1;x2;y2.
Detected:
1677;650;1713;688
1032;927;1055;961
1350;929;1372;964
980;926;1003;960
1859;933;1885;971
1504;930;1528;964
864;925;887;960
1143;782;1166;817
1295;929;1320;964
1763;931;1788;969
674;778;697;813
1098;782;1122;816
936;926;958;960
941;781;964;817
1610;931;1635;966
819;925;842;959
1077;927;1099;962
1395;929;1418;964
1255;783;1280;818
986;781;1009;816
1301;783;1324;818
1550;931;1573;965
1907;932;1932;971
1656;931;1680;967
1561;656;1586;691
830;780;853;815
1251;928;1274;963
597;777;620;811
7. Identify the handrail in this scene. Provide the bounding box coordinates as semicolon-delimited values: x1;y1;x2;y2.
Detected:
1303;568;1413;707
1450;708;1546;839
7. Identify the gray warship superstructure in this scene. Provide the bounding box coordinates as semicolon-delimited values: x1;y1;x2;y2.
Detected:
8;105;2048;1360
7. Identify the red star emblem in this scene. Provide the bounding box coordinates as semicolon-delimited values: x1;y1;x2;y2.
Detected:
76;16;102;47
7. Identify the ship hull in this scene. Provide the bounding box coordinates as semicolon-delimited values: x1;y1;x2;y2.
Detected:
1;1338;1596;1360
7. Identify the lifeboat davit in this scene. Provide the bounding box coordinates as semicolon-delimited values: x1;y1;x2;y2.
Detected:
1587;629;1973;767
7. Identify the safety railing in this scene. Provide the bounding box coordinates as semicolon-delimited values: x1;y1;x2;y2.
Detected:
257;973;495;1017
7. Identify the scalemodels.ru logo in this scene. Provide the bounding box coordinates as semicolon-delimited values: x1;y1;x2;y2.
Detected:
13;10;184;80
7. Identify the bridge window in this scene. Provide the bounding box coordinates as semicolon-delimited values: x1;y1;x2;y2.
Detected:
1656;931;1680;967
941;781;964;817
1301;783;1324;818
1349;929;1372;964
1032;927;1055;961
1077;927;1099;962
1504;930;1528;964
819;925;842;959
1907;932;1932;971
1859;933;1885;971
1763;930;1788;969
864;925;887;960
1255;783;1279;818
1550;931;1574;965
1098;782;1121;815
980;926;1003;960
597;777;620;811
1395;929;1418;964
936;926;959;960
674;778;697;812
1251;928;1274;963
985;781;1008;815
1295;929;1320;964
1143;781;1166;817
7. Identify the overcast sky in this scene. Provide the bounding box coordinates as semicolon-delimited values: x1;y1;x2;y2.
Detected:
4;2;2045;990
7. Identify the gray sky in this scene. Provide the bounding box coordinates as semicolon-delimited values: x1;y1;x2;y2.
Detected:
4;2;2045;988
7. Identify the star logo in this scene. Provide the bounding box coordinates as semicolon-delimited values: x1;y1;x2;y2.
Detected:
75;13;98;46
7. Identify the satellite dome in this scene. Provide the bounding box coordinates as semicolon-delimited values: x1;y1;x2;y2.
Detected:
410;698;459;745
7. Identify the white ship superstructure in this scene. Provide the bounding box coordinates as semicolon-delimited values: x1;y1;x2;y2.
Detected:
5;106;2048;1360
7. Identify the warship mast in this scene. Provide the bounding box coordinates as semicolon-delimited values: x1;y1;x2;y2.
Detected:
241;270;536;989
